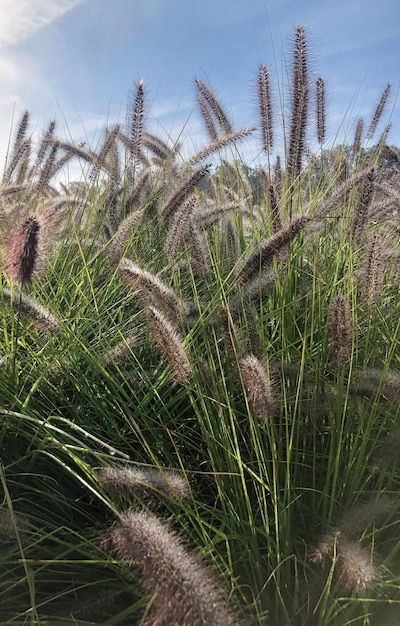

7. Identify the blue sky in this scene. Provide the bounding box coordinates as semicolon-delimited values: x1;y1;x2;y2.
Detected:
0;0;399;177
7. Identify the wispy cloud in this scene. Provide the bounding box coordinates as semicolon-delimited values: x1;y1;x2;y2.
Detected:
0;0;84;47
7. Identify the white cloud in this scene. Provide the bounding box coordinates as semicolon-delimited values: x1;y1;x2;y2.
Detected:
0;0;84;47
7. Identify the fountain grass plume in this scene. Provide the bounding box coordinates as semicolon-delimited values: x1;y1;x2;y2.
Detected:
195;79;234;136
234;211;310;284
273;155;283;196
316;76;326;144
361;233;385;309
118;257;192;317
142;131;175;161
197;92;219;141
14;138;31;185
366;83;391;140
127;79;146;178
164;194;198;263
3;111;30;183
35;119;56;171
89;124;120;183
2;214;44;287
101;509;241;626
3;139;31;185
328;294;352;370
146;305;192;384
310;534;380;597
186;128;255;168
336;540;380;596
310;496;398;600
99;332;137;369
315;165;375;219
125;166;152;210
97;466;190;501
266;182;282;232
372;430;400;473
241;271;277;305
160;164;211;220
219;159;253;202
187;219;211;277
240;353;277;424
287;25;310;184
351;367;400;402
333;495;397;543
353;118;364;154
35;141;59;195
11;110;30;153
108;209;143;262
258;63;274;154
349;168;375;243
2;286;60;335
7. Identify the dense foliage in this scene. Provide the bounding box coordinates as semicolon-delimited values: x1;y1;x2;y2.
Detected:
1;25;400;626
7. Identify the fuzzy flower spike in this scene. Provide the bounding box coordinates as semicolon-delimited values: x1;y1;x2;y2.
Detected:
2;212;46;286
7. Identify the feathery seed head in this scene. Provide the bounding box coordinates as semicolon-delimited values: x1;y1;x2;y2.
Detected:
353;118;364;154
349;168;375;243
195;79;234;136
146;305;192;383
258;63;274;154
287;25;310;182
197;93;219;141
0;508;29;540
240;354;277;424
235;212;309;284
98;466;190;501
2;214;43;286
3;287;60;334
310;533;379;597
186;128;255;167
160;165;210;221
100;333;137;369
164;194;197;262
119;257;190;318
316;76;326;144
267;183;282;232
13;111;30;150
336;540;379;596
337;495;398;541
372;429;400;473
351;367;400;402
361;233;385;308
366;83;391;140
101;510;240;626
328;294;352;370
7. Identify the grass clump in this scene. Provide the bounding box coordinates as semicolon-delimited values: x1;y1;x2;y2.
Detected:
0;24;400;626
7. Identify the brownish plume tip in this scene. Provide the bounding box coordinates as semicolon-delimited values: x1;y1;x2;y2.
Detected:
3;214;44;286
